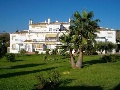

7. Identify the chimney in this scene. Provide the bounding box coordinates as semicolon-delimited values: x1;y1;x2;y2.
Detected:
48;18;50;24
45;20;46;23
56;20;58;22
29;19;33;24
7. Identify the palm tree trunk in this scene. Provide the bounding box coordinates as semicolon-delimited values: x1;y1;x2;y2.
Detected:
76;48;83;68
69;49;76;68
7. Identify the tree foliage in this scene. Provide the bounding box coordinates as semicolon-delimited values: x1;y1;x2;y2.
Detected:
0;32;10;47
59;10;100;68
116;30;120;43
96;41;117;57
0;32;10;58
0;38;7;58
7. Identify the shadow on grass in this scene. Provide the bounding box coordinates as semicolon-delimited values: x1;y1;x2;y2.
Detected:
0;67;57;78
34;85;103;90
60;79;76;85
58;79;103;90
83;59;106;66
10;63;45;69
112;83;120;90
33;77;103;90
56;85;103;90
14;59;24;62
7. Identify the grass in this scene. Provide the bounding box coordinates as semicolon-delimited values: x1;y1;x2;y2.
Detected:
0;54;120;90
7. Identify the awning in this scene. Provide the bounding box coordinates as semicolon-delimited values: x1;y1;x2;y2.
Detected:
45;33;57;37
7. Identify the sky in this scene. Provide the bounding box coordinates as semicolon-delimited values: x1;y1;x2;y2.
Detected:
0;0;120;32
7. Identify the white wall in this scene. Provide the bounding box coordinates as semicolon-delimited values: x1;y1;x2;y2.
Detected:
96;30;116;43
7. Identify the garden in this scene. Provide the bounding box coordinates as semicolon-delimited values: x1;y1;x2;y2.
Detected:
0;10;120;90
0;54;120;90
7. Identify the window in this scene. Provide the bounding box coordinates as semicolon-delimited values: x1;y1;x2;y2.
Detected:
53;29;56;31
12;36;16;40
49;28;52;31
107;32;113;34
33;44;43;48
28;35;32;39
56;28;59;31
36;44;42;48
107;35;112;38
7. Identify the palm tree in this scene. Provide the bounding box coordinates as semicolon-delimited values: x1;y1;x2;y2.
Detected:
70;10;100;68
59;10;100;68
95;41;107;58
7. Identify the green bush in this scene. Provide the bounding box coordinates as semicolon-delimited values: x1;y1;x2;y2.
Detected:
5;53;15;62
110;55;120;62
19;49;26;55
46;49;50;55
51;49;58;55
33;70;61;90
59;49;66;56
101;55;110;63
101;54;119;63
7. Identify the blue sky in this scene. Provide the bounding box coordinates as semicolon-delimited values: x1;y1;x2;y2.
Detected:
0;0;120;32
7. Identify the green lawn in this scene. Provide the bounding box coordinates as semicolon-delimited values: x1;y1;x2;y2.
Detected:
0;54;120;90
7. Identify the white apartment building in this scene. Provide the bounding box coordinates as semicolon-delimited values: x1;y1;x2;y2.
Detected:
10;19;116;54
96;27;116;44
96;27;116;54
10;18;70;53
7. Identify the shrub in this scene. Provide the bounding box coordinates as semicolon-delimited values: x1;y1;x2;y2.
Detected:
83;51;98;55
19;49;26;55
110;55;119;62
92;52;98;55
101;54;119;63
5;53;15;62
51;49;58;55
59;49;66;56
101;55;110;63
46;49;50;55
33;70;61;90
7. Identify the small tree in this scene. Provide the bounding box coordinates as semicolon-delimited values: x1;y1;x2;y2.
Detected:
106;41;117;54
96;41;117;57
0;32;10;47
95;41;107;57
0;38;7;58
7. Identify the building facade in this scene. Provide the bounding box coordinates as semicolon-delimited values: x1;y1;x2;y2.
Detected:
10;18;70;53
96;27;116;44
96;27;116;54
10;19;116;54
